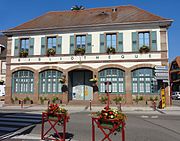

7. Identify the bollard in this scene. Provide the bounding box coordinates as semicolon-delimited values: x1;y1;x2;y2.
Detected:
90;99;92;111
47;100;50;109
20;100;23;108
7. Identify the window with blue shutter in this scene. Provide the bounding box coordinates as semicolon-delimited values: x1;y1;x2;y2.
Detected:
56;36;62;54
41;37;46;55
29;38;34;55
86;34;92;53
100;34;105;53
70;35;75;54
132;32;138;52
151;31;157;51
117;33;123;52
14;39;19;56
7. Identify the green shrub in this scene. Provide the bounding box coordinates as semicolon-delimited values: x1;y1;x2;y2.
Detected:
139;96;144;101
154;96;158;101
40;97;44;104
149;96;154;101
99;96;108;104
52;97;59;103
113;96;122;104
15;97;18;101
24;96;30;102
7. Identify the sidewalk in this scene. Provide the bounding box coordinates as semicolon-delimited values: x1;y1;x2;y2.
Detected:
1;102;180;115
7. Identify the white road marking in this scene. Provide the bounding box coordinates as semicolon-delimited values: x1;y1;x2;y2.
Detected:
151;115;158;119
141;115;149;118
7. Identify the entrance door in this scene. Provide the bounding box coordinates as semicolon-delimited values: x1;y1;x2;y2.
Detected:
70;70;93;100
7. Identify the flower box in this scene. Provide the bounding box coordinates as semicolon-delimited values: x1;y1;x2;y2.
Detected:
74;47;85;55
47;48;56;56
139;45;150;53
20;50;28;57
107;47;116;54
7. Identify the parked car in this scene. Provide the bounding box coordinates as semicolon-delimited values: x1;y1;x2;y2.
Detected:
171;91;180;100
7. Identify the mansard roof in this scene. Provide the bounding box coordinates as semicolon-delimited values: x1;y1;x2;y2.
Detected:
5;5;172;33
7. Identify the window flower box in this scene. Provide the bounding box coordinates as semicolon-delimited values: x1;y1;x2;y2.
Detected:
107;47;116;54
47;48;56;56
139;45;150;53
20;50;28;57
74;47;85;55
0;80;4;85
91;107;126;132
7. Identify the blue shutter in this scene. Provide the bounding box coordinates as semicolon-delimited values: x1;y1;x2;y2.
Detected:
117;33;123;52
41;37;46;55
70;35;75;54
56;36;62;54
29;38;34;55
151;31;157;51
14;39;19;56
86;34;92;53
132;32;138;52
100;34;105;53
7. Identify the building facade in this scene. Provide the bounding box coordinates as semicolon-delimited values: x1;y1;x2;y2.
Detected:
170;56;180;93
0;35;7;97
3;5;172;104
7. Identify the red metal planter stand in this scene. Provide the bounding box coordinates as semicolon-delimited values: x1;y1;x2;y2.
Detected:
92;117;125;141
41;112;68;141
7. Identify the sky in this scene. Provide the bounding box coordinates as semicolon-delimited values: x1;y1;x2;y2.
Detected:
0;0;179;61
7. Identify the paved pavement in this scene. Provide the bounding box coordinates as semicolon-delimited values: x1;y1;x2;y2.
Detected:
0;101;180;141
1;101;180;115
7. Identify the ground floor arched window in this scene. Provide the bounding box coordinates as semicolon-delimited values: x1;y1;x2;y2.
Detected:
12;70;34;93
99;68;125;94
39;70;62;94
131;68;157;94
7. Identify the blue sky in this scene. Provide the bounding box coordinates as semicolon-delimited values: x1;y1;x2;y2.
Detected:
0;0;179;61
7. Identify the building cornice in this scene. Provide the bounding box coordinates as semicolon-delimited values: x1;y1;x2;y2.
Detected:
3;20;173;36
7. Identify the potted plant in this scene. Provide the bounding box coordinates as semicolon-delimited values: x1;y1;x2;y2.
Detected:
113;96;123;105
107;47;116;54
91;107;127;132
99;96;108;104
52;97;62;104
71;5;85;11
47;48;56;56
20;50;28;57
0;80;4;85
139;45;150;53
74;47;85;55
24;96;32;104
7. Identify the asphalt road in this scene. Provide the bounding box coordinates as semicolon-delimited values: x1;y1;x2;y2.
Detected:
172;100;180;106
0;111;180;141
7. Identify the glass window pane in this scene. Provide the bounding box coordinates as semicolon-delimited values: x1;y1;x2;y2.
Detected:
140;83;144;92
146;83;150;93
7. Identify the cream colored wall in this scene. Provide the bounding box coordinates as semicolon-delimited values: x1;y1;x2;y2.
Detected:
11;28;163;56
10;61;162;71
11;53;161;64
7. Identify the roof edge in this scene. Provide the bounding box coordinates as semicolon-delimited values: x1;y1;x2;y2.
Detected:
3;19;173;36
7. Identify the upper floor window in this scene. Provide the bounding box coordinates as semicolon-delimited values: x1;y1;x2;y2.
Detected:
47;37;56;49
20;38;29;52
1;61;6;75
138;32;150;48
76;35;86;48
106;34;117;48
